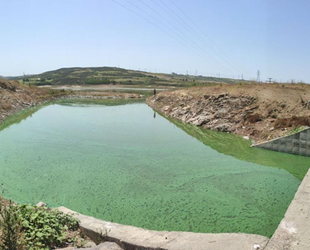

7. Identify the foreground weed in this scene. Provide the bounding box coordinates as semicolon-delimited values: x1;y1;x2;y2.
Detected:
0;191;79;250
18;205;79;249
0;201;23;250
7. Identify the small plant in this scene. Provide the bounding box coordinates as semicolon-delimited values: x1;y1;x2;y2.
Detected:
0;184;23;250
0;201;23;250
287;126;308;136
96;227;111;244
0;189;80;250
18;205;79;249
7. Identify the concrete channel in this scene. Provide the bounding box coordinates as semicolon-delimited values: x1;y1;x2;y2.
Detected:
264;168;310;250
253;127;310;157
58;207;269;250
57;125;310;249
58;167;310;250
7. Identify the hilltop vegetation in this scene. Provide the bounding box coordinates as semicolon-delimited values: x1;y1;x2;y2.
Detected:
16;67;241;86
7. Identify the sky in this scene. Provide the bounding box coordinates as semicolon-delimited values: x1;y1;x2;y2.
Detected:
1;0;310;83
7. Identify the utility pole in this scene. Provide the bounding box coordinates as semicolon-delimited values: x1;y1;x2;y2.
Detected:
257;70;260;83
186;70;188;75
241;74;244;80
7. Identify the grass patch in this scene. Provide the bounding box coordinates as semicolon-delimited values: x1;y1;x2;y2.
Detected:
287;126;308;136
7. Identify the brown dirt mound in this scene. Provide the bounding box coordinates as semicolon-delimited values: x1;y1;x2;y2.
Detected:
147;83;310;143
275;116;310;128
0;79;64;124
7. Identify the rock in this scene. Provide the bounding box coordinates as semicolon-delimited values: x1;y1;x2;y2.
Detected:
55;242;122;250
92;242;123;250
191;115;210;126
84;241;97;248
36;201;47;207
243;136;250;140
55;247;76;250
253;244;261;249
215;124;232;132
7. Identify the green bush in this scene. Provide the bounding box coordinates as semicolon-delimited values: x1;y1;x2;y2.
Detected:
0;201;22;250
0;202;79;250
19;205;79;249
287;126;308;136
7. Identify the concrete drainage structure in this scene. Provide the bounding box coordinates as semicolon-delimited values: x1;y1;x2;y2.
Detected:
57;129;310;250
58;167;310;250
253;127;310;157
58;207;269;250
264;168;310;250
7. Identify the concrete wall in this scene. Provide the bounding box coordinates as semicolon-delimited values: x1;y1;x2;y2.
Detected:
264;168;310;250
58;207;269;250
254;128;310;157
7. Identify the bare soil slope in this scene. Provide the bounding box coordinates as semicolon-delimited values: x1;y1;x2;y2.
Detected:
147;83;310;143
0;80;143;125
0;79;55;124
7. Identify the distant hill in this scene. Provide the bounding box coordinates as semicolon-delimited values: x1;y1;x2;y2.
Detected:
18;67;243;86
1;76;21;80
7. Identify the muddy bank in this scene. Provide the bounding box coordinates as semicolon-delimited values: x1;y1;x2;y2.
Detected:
147;83;310;143
0;79;65;125
0;79;143;126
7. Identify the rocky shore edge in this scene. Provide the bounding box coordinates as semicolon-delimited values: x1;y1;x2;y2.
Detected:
146;84;310;144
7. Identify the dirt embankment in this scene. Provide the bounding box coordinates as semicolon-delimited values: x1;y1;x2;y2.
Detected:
147;83;310;143
0;79;143;126
0;79;62;124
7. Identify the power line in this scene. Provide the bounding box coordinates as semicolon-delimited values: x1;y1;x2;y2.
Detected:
112;0;232;75
125;0;232;74
111;0;197;57
165;0;245;75
135;0;233;74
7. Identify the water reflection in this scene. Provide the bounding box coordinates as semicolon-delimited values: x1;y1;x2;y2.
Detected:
164;115;310;180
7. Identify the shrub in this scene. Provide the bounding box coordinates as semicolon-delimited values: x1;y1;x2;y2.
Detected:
0;201;79;250
0;201;23;250
18;205;79;249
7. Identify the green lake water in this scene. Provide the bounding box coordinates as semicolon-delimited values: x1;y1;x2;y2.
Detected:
0;100;309;237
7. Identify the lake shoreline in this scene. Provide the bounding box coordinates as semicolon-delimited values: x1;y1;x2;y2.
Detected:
146;83;310;144
0;81;144;127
